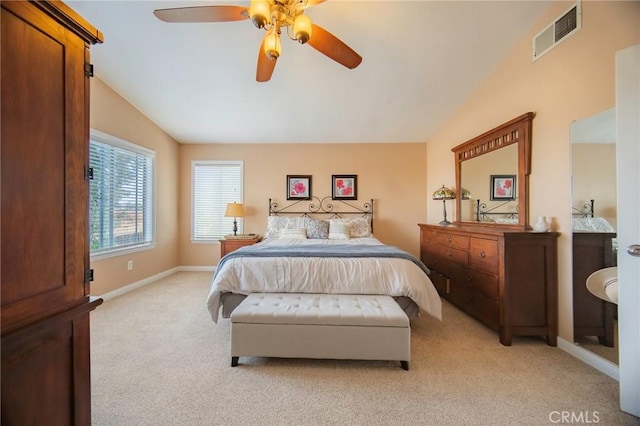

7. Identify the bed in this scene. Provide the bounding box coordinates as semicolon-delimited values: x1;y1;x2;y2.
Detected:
206;196;442;323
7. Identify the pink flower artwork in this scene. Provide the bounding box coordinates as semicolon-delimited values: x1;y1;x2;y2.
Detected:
292;181;306;195
332;175;357;199
287;175;311;199
491;175;515;200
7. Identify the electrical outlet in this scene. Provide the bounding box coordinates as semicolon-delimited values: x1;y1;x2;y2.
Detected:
127;260;133;271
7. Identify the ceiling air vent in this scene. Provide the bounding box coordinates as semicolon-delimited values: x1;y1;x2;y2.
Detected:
532;1;581;61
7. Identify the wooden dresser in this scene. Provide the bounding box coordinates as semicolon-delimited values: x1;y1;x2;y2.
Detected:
419;223;559;346
572;232;617;346
1;2;102;424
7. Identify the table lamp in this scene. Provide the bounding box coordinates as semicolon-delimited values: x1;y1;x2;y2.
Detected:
224;202;244;236
432;185;456;226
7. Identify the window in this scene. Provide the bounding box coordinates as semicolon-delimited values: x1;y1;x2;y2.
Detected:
192;161;243;241
89;130;155;258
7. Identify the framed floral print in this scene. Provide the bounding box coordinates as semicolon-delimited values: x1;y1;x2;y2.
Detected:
287;175;311;200
332;175;357;200
490;175;516;200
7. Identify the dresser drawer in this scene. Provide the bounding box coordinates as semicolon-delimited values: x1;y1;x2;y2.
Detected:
469;237;499;273
436;245;468;265
451;266;499;299
428;271;450;296
449;283;499;329
421;250;441;271
436;232;470;250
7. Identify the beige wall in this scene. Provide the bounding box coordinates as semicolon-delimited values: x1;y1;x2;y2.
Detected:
89;78;180;295
425;1;639;341
178;143;427;266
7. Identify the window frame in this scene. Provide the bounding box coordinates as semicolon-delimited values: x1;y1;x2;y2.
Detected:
191;160;244;243
89;129;156;260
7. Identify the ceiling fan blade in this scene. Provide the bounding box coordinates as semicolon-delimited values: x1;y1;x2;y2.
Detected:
256;40;277;82
307;24;362;69
153;6;248;23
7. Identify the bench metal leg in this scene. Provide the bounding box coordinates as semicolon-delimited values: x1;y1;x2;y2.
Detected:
400;361;409;371
231;356;239;367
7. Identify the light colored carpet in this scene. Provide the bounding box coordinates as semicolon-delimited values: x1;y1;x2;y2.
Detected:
91;272;637;425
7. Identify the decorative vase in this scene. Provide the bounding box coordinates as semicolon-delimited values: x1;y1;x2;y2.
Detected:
533;216;550;232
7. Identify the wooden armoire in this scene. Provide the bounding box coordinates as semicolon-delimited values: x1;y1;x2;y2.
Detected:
1;1;102;424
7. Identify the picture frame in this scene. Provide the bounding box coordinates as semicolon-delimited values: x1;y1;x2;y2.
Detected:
332;175;357;200
286;175;312;200
490;175;516;200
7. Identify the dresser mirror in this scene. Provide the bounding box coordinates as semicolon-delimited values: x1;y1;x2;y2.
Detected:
452;112;533;229
570;108;618;365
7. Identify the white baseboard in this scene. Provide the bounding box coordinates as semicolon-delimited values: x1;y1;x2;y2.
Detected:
558;337;619;381
94;266;215;301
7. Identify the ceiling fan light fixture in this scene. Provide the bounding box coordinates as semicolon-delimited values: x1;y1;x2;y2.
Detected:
293;15;312;44
263;30;281;61
249;0;270;29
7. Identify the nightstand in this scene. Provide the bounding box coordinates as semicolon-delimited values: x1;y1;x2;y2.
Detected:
220;236;261;257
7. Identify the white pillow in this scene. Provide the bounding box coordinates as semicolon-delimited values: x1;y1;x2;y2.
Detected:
279;228;307;239
328;221;350;240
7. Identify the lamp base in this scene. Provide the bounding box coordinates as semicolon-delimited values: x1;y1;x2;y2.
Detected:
439;219;452;226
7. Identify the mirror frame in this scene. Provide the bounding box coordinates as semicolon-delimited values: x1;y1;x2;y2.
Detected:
452;112;534;230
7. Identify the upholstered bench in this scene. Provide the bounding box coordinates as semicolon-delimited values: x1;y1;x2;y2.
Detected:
230;293;410;370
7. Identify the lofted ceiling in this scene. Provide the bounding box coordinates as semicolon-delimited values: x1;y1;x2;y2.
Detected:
70;1;552;144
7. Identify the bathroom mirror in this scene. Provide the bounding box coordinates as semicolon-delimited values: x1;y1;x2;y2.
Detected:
570;108;618;365
453;112;533;229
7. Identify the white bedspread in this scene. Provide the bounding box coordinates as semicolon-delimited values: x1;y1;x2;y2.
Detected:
206;237;442;323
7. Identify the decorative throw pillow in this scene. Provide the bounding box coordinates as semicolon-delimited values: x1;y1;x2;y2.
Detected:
279;228;307;239
330;217;372;238
347;216;372;237
328;221;350;240
264;216;290;239
305;218;329;239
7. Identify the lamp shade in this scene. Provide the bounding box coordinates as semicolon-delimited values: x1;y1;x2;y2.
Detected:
224;202;244;218
432;185;456;200
249;0;269;29
293;15;312;44
460;188;471;200
263;30;281;60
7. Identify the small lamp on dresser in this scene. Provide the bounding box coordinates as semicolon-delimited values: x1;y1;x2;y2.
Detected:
432;185;456;226
224;202;244;236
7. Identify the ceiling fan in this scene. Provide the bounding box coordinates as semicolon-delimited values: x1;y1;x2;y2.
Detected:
153;0;363;82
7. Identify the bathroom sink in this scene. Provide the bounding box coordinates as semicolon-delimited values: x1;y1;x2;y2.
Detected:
586;267;618;304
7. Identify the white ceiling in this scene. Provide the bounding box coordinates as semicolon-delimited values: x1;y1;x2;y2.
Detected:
70;1;552;144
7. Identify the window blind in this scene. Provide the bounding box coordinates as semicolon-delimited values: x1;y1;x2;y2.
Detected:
89;132;154;256
192;161;243;241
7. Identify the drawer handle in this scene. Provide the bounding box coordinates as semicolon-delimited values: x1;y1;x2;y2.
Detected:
447;249;452;257
466;274;473;282
479;251;486;258
447;236;452;243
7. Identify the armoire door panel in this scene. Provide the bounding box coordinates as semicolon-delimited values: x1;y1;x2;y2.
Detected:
1;2;87;332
